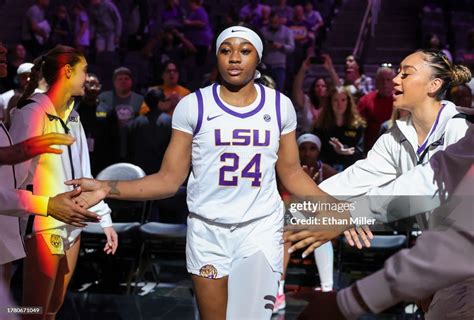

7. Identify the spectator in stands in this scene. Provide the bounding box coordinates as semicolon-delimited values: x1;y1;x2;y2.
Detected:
4;44;28;90
129;88;173;175
21;0;51;57
72;3;90;54
49;4;73;47
303;1;324;34
98;67;143;161
344;55;374;100
448;83;472;109
260;5;272;30
323;54;374;102
357;65;394;151
123;0;150;50
239;0;267;28
99;67;144;123
293;56;328;134
288;5;315;46
424;33;452;62
261;11;295;92
1;63;34;127
75;73;112;175
272;0;293;25
75;73;102;146
183;0;213;66
379;107;410;136
162;0;185;30
314;86;366;171
144;61;190;115
287;4;315;84
89;0;123;53
275;132;338;313
144;25;196;68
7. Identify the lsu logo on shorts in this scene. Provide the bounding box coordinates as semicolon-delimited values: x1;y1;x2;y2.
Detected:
40;233;65;255
199;264;218;279
50;234;62;248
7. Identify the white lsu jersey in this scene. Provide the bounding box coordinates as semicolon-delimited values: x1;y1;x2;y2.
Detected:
172;82;297;224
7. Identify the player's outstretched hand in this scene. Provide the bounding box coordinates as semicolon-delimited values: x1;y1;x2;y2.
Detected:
23;132;75;156
1;133;75;165
48;188;101;227
343;226;374;249
65;178;107;208
283;229;341;258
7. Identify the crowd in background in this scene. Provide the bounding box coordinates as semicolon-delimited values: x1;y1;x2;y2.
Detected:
0;0;473;178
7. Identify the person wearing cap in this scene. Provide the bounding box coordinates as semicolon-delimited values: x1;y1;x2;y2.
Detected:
97;66;144;162
66;24;355;319
297;133;338;184
1;63;34;126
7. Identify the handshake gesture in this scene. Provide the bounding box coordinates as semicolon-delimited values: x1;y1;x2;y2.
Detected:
283;203;374;258
65;178;111;209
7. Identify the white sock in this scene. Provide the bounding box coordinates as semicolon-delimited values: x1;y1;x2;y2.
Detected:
278;280;285;295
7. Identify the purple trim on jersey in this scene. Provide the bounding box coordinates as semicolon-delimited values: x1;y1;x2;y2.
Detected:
212;83;266;118
194;89;204;136
416;103;445;155
275;90;282;134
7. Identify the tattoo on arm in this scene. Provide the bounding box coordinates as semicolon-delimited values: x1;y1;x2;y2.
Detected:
108;180;121;196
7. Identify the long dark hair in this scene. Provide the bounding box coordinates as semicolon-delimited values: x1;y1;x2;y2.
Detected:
308;77;328;109
18;45;84;108
315;86;366;130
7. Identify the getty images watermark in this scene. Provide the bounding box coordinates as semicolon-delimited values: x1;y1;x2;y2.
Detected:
287;200;377;226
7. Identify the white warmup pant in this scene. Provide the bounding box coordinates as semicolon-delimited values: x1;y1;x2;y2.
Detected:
227;251;281;320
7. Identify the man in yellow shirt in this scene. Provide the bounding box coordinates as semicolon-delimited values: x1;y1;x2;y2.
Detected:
140;61;190;115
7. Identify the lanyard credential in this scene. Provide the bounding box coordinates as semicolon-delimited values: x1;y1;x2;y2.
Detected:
46;113;76;180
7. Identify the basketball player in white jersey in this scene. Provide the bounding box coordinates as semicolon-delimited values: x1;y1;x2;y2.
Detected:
66;25;345;319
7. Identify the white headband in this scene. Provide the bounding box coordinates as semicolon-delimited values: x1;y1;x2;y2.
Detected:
215;26;263;60
297;133;322;151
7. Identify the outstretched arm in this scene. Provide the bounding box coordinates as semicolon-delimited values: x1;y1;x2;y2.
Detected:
0;133;75;165
276;130;326;197
292;57;310;110
67;129;192;206
277;131;370;256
